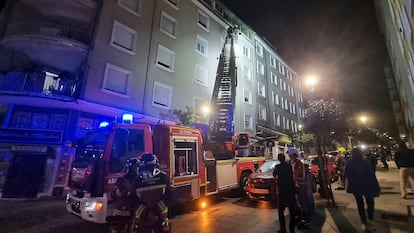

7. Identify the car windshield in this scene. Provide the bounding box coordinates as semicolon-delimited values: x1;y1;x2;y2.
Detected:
257;160;279;173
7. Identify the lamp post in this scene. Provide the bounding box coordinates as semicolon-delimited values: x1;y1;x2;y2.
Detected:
305;76;336;207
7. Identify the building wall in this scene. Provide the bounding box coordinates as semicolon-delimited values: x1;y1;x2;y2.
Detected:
374;0;414;145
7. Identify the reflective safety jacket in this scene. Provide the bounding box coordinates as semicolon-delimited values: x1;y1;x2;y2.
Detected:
134;169;171;220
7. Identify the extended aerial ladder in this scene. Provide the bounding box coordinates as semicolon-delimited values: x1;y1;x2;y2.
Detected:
206;27;239;160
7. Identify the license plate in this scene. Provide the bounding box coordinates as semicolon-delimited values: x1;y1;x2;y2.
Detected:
253;188;269;194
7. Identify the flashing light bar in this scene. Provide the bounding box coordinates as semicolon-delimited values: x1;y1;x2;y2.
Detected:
122;113;133;124
99;121;110;128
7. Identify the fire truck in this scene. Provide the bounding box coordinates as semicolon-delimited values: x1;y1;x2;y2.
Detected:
65;27;265;223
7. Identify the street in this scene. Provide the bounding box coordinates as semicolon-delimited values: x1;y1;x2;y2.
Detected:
1;163;414;233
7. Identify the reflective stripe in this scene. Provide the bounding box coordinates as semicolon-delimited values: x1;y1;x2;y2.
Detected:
157;201;168;214
135;204;146;219
135;184;167;193
113;209;130;217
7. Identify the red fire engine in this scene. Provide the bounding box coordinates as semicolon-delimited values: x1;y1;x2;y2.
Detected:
65;27;265;223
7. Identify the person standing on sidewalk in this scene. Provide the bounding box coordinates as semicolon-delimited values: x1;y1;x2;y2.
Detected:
273;153;298;233
345;148;380;232
394;142;414;199
287;148;314;229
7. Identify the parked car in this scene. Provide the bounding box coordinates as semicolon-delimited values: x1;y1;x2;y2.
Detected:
305;154;338;184
245;160;280;201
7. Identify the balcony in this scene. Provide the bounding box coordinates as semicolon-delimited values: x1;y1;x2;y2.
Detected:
5;21;90;44
0;71;79;101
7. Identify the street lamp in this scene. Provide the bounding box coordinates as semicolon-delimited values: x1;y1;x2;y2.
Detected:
360;115;367;125
305;76;318;92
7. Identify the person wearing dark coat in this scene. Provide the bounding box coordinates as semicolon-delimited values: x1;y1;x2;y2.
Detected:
273;153;298;233
394;142;414;198
345;148;380;232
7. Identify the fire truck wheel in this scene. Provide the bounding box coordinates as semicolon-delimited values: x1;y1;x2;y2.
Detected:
239;171;251;195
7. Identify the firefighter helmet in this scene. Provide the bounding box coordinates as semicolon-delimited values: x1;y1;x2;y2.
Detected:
139;153;159;171
125;157;139;175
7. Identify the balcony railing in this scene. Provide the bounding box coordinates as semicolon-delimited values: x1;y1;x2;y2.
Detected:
0;71;80;101
5;21;90;44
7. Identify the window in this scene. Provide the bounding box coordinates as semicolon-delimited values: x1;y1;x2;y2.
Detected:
196;35;208;57
272;91;279;105
257;61;264;75
243;45;251;59
258;82;266;97
160;12;177;38
118;0;141;16
271;72;277;85
243;65;251;80
165;0;178;8
281;97;285;108
198;10;209;31
195;64;208;87
282;116;286;129
283;81;287;91
244;114;253;130
255;42;263;57
102;63;130;95
243;89;252;104
259;105;267;121
152;81;172;109
173;139;198;177
270;55;276;68
278;62;285;75
156;44;175;72
110;21;137;55
273;112;281;126
279;79;283;90
292;103;296;114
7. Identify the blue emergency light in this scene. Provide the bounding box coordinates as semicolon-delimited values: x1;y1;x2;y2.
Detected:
122;113;133;124
99;121;110;128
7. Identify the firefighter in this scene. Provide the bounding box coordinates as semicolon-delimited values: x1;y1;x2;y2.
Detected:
107;157;140;233
133;153;172;233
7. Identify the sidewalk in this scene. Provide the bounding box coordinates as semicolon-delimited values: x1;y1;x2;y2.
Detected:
309;162;414;233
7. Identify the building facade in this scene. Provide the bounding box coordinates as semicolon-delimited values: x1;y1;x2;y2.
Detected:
374;0;414;145
0;0;303;198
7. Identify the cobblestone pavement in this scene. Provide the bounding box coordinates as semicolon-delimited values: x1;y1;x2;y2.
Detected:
0;161;413;233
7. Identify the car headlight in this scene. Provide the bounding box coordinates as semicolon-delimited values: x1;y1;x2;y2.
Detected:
84;201;103;211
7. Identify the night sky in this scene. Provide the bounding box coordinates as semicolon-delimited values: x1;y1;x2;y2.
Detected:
221;0;396;134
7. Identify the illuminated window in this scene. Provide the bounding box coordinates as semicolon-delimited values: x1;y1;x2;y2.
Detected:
110;21;137;55
102;63;130;96
152;81;172;109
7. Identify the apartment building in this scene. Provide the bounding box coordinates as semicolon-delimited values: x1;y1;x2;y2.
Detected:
374;0;414;145
0;0;303;198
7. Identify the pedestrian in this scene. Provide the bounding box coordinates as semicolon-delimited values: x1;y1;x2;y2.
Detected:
334;153;346;190
379;147;389;169
345;148;380;232
273;153;298;233
287;148;314;229
394;142;414;199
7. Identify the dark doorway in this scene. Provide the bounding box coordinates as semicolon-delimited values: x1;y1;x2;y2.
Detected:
3;153;48;198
